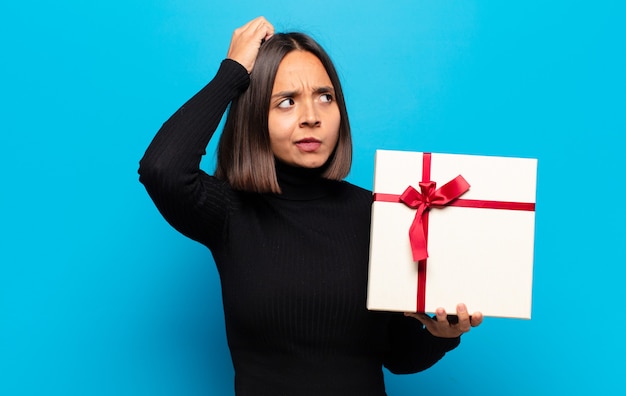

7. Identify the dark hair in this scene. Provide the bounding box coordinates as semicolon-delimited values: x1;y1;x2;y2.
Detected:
215;32;352;193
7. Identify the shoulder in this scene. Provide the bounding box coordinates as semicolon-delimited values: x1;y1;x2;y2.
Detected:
332;180;372;208
339;180;372;197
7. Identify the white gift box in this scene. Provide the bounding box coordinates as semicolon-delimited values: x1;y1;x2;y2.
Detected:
367;150;537;319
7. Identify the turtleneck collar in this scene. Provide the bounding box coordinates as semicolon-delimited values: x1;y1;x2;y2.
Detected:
273;159;336;201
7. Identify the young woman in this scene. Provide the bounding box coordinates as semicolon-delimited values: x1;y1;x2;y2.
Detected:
139;16;482;396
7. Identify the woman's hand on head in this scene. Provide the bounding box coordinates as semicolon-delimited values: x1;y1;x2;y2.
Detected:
404;303;483;338
227;16;275;73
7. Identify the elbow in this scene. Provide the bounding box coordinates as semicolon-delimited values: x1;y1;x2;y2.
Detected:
138;150;171;189
137;154;176;203
137;151;200;205
138;154;157;186
384;355;445;375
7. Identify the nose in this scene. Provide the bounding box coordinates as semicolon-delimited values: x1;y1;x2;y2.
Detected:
299;100;320;128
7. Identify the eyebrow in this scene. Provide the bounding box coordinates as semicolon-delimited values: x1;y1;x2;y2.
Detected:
271;86;335;99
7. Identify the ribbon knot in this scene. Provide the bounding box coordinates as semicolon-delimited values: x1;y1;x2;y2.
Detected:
400;181;438;209
399;175;470;262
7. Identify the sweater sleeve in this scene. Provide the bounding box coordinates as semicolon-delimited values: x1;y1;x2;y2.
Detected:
382;313;460;374
138;59;250;248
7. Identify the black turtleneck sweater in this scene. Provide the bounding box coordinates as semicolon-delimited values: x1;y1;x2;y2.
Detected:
139;59;460;396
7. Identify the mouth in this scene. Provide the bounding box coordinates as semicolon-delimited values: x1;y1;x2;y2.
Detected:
295;138;322;152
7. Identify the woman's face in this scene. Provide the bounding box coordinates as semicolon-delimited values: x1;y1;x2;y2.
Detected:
267;50;340;169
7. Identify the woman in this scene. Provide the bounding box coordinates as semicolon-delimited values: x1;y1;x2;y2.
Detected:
139;16;482;396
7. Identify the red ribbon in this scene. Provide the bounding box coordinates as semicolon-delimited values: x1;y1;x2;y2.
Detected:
398;177;470;261
372;152;536;312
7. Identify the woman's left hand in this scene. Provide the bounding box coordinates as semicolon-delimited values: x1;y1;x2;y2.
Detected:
404;303;483;338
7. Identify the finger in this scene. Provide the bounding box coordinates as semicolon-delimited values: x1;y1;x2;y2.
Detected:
456;303;473;333
470;311;484;327
252;17;274;41
227;17;274;72
240;16;269;33
234;17;271;45
434;307;448;324
245;16;274;40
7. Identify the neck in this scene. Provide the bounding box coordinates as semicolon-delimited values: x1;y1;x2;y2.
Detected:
273;159;334;200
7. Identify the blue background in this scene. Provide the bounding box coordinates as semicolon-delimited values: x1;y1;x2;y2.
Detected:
2;1;625;395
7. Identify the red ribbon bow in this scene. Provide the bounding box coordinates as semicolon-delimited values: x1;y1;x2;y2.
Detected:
399;176;470;262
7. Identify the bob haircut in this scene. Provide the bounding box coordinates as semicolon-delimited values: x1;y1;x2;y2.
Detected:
215;32;352;194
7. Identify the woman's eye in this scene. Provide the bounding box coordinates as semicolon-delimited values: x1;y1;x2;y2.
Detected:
320;93;333;103
277;98;295;108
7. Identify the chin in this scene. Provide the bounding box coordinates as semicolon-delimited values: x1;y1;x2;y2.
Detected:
302;158;329;168
282;152;331;169
298;162;322;169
